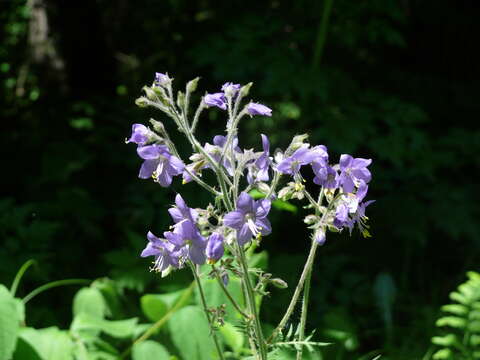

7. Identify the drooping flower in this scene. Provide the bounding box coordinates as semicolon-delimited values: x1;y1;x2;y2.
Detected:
338;155;372;193
204;93;227;110
137;144;184;187
155;72;171;87
276;146;317;175
126;124;153;146
247;134;271;184
140;231;183;272
223;192;272;245
206;232;224;264
247;102;272;117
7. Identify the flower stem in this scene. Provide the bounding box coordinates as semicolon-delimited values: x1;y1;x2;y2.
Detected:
190;263;225;360
296;259;313;360
268;240;319;343
212;265;250;319
237;245;268;359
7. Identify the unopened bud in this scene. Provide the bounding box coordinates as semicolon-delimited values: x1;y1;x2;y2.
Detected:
290;134;309;151
270;278;288;289
143;86;157;101
177;91;185;109
186;77;200;94
149;118;165;133
304;214;319;225
240;82;253;97
135;97;149;108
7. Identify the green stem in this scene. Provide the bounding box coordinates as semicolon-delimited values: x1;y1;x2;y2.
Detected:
268;240;319;343
10;259;36;296
190;102;205;133
311;0;334;69
190;263;225;360
213;266;249;319
296;259;313;360
22;279;90;304
237;245;268;359
120;282;195;359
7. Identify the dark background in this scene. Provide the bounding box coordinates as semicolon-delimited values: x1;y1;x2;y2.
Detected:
1;0;479;358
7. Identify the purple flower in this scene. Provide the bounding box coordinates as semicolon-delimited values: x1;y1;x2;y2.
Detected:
205;135;241;176
276;146;317;175
338;155;372;193
155;72;171;87
247;134;271;184
172;220;207;265
141;231;183;272
137;144;184;187
206;232;224;264
168;194;198;225
223;192;272;245
221;82;241;97
247;102;272;117
126;124;152;146
204;93;227;110
312;162;339;189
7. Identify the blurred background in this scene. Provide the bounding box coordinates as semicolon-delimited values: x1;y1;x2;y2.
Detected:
1;0;479;359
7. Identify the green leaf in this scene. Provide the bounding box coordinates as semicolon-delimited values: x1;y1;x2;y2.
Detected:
17;327;74;360
140;295;168;322
436;316;466;329
432;348;453;359
71;313;137;339
248;251;268;270
12;337;43;360
431;334;457;346
272;199;298;213
441;304;468;316
169;306;221;360
0;285;19;360
132;340;170;360
219;322;244;354
73;287;107;319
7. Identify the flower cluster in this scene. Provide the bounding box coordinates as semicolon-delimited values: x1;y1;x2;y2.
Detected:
127;72;374;274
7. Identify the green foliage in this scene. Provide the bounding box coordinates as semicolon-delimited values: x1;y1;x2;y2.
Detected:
0;285;20;360
431;271;480;359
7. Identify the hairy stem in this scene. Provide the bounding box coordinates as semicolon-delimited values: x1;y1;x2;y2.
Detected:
296;260;313;360
268;240;319;343
213;266;250;319
237;245;268;359
190;263;225;360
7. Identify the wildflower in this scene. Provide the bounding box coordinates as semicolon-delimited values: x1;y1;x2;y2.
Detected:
126;124;153;146
223;192;272;245
141;231;182;272
206;232;224;264
338;154;372;193
168;194;198;225
171;220;207;265
137;144;184;187
312;162;339;189
247;134;271;184
276;146;317;175
247;102;272;117
204;93;227;110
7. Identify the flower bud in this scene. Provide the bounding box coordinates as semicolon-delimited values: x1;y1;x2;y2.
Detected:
314;227;326;245
177;91;185;109
152;86;170;107
270;278;288;289
240;82;253;97
206;233;224;264
257;182;271;195
143;86;157;101
135;96;149;108
304;214;319;225
186;77;200;94
154;72;172;87
149;118;165;133
289;134;309;151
